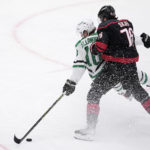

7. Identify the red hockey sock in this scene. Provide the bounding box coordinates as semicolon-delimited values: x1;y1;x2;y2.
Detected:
86;103;100;128
142;98;150;113
87;103;100;114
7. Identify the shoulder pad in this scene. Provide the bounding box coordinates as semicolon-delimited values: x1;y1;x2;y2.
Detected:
90;32;98;37
75;37;85;47
75;40;81;48
98;19;118;29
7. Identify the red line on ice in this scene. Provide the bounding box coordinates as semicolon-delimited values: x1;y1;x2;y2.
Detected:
0;144;10;150
12;0;103;72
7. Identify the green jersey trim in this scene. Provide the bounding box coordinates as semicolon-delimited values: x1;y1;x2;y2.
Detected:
89;69;103;79
116;87;123;92
75;40;81;47
142;73;148;85
73;65;86;69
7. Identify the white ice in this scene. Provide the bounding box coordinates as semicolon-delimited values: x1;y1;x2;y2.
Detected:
0;0;150;150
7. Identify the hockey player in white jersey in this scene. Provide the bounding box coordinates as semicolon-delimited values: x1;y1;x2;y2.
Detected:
62;19;150;141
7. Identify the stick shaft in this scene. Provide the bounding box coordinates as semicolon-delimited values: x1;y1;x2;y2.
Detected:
14;93;65;144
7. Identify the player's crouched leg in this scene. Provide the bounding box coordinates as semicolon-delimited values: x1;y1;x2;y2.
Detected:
74;81;103;141
131;83;150;114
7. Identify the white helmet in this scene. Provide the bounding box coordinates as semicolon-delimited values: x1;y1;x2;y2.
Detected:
76;19;96;35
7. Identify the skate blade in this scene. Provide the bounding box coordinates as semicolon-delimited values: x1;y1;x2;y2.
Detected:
74;134;94;141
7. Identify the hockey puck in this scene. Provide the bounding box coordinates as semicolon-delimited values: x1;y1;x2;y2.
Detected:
26;138;32;142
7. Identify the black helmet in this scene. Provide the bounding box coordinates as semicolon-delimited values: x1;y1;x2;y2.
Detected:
98;5;116;21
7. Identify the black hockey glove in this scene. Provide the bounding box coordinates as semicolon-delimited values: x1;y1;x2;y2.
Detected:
140;33;150;48
90;43;99;55
63;79;76;96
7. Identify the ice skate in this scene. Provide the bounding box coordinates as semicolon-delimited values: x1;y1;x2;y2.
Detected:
74;127;95;141
74;103;99;141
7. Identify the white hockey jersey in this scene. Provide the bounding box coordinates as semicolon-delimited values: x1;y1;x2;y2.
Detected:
70;33;105;83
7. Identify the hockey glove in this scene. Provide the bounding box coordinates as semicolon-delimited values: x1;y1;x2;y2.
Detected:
63;79;76;96
140;33;150;48
90;43;98;55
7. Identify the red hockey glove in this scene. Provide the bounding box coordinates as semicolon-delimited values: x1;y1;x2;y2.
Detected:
90;43;98;55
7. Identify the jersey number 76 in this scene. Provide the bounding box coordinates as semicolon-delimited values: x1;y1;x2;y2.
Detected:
120;28;134;47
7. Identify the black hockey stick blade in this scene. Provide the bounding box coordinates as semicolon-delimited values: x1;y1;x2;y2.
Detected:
14;135;22;144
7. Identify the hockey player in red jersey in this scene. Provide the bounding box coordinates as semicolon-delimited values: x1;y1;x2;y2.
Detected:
88;5;150;139
62;12;150;140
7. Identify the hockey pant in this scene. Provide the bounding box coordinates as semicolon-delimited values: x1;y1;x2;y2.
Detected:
87;61;150;123
114;69;150;94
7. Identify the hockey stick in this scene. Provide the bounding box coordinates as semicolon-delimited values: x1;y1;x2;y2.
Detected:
14;92;65;144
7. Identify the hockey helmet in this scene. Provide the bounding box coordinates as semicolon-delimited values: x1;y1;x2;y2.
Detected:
76;19;96;36
98;5;116;21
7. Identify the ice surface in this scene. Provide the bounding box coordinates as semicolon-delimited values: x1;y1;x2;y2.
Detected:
0;0;150;150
